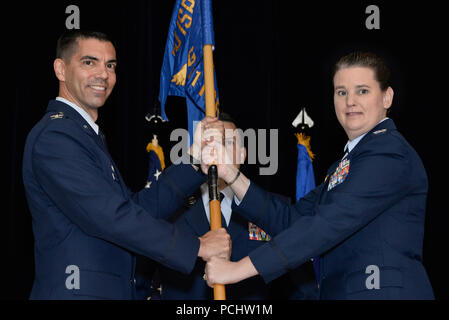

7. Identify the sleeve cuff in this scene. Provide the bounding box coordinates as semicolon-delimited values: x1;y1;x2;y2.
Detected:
232;182;270;224
233;181;250;206
249;240;290;284
163;225;201;275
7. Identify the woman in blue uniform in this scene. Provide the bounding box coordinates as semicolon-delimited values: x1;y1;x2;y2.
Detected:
204;52;434;299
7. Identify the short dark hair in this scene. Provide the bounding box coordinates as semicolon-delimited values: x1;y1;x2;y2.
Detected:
334;52;391;91
56;30;114;62
219;112;238;127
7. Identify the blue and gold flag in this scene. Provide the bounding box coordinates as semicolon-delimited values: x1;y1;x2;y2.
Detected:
145;141;166;189
159;0;220;145
296;132;320;287
295;133;316;201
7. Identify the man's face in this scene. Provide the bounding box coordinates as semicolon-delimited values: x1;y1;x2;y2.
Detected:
333;67;393;140
223;121;246;170
57;38;117;115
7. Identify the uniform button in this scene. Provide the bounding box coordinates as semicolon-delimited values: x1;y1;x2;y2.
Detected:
131;278;136;285
310;258;314;262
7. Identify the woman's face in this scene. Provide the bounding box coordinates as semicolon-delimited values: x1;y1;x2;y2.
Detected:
333;67;394;140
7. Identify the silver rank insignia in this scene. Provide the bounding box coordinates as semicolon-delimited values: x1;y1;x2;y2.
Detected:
111;165;118;181
373;129;387;135
50;112;64;120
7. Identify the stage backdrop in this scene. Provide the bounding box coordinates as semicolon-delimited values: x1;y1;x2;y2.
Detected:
4;0;448;299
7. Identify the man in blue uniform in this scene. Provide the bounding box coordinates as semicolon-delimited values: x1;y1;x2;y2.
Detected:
204;52;434;299
22;30;231;300
160;114;283;300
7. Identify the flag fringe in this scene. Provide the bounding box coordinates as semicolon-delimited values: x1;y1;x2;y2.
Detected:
146;143;166;171
295;133;315;162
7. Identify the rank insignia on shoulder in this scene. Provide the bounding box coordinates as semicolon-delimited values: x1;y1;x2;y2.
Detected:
373;129;387;135
111;165;119;182
50;112;64;120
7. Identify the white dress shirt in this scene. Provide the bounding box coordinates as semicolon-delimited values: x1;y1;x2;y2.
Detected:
201;183;235;227
343;118;389;157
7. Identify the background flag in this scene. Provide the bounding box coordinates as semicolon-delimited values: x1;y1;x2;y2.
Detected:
295;131;320;285
278;130;319;300
295;133;316;200
159;0;220;145
145;136;166;189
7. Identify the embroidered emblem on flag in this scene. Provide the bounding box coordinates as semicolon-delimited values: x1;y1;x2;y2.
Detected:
249;222;271;241
327;158;350;191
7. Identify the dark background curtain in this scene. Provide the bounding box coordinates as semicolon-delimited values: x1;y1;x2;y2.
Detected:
4;0;448;299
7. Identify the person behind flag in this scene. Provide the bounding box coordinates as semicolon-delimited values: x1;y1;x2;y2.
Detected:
203;52;434;299
158;112;290;300
22;30;231;300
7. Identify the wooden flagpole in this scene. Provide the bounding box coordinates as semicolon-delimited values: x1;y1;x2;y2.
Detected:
203;43;226;301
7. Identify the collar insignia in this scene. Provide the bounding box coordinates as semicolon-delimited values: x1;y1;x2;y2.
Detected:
373;129;387;135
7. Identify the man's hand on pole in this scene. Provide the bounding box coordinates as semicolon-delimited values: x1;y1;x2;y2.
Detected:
189;116;223;170
198;228;232;262
205;256;259;288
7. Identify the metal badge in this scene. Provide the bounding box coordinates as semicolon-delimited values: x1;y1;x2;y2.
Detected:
50;112;64;120
373;129;387;135
111;165;118;182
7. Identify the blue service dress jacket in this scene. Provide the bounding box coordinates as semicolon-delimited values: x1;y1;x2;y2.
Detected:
22;100;207;300
234;119;434;299
160;196;272;300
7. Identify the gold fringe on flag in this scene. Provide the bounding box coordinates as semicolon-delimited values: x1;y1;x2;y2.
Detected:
146;142;166;171
295;133;315;162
